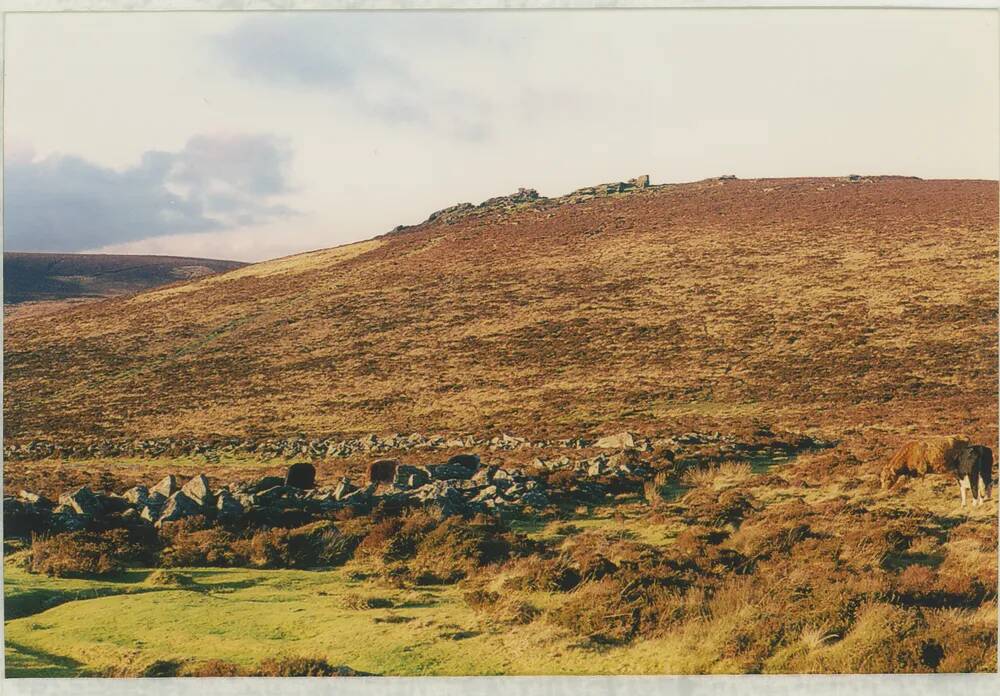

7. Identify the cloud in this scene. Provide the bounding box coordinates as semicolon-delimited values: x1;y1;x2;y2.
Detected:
215;15;493;140
4;133;296;252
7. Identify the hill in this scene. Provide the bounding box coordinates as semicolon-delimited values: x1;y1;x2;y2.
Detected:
3;252;246;308
3;176;997;448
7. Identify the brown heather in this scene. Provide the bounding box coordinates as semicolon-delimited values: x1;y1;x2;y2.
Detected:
3;177;997;447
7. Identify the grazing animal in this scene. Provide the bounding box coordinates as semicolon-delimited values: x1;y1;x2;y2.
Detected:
880;435;970;489
955;445;993;507
367;459;399;485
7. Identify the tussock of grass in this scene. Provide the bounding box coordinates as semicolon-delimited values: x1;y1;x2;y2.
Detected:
143;570;196;588
681;462;753;488
342;593;395;610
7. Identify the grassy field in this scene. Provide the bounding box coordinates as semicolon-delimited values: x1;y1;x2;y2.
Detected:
5;451;996;676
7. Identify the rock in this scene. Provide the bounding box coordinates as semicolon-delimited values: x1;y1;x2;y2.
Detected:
18;490;51;507
431;463;476;481
394;465;431;489
50;508;88;532
629;174;650;188
521;490;549;508
123;486;149;506
181;474;213;507
587;459;609;476
447;453;481;469
594;432;636;449
97;494;130;515
156;491;203;525
492;468;516;484
471;466;498;485
4;497;52;537
412;481;465;515
58;486;102;517
504;483;526;499
151;475;179;498
285;462;316;490
250;475;285;493
340;484;376;506
471;485;500;503
367;459;400;485
215;490;244;519
333;478;358;501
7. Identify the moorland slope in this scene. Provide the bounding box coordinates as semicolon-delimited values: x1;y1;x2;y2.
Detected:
4;176;997;447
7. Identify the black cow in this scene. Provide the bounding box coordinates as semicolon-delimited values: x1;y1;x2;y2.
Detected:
955;445;993;507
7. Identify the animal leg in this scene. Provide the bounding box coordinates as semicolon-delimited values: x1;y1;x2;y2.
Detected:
960;477;969;507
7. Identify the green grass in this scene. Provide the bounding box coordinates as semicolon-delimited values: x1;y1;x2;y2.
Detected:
2;554;748;677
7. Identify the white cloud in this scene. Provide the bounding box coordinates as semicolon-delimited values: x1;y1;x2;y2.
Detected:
5;9;997;261
5;133;297;252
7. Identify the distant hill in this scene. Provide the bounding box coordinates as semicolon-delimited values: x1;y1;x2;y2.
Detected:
3;177;997;447
3;252;247;305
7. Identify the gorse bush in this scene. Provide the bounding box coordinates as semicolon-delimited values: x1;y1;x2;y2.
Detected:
248;521;361;569
31;527;158;578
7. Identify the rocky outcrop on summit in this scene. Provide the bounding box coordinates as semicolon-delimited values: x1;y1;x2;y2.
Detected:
389;176;653;233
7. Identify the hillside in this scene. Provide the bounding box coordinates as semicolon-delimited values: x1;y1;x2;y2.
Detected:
3;252;246;308
3;176;997;448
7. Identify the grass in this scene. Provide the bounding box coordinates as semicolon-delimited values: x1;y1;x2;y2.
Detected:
5;457;994;676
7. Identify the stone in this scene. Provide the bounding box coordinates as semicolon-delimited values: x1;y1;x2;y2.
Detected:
367;459;400;485
18;490;51;507
629;174;651;188
50;508;88;532
333;478;358;501
340;484;376;505
285;462;316;490
250;475;285;493
123;486;149;506
156;491;203;525
471;466;498;485
393;465;431;489
97;494;130;515
215;490;244;519
594;432;636;449
181;474;213;507
58;486;102;517
447;453;481;469
521;490;549;508
431;463;476;481
492;468;514;483
587;459;609;476
151;475;179;498
471;485;499;503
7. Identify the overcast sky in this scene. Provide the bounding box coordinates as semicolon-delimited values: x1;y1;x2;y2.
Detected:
4;9;998;262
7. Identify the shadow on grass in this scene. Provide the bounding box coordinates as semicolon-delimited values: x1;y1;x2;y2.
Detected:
5;641;86;677
4;586;141;621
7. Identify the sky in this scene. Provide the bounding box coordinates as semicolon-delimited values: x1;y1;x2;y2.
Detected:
4;9;998;262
